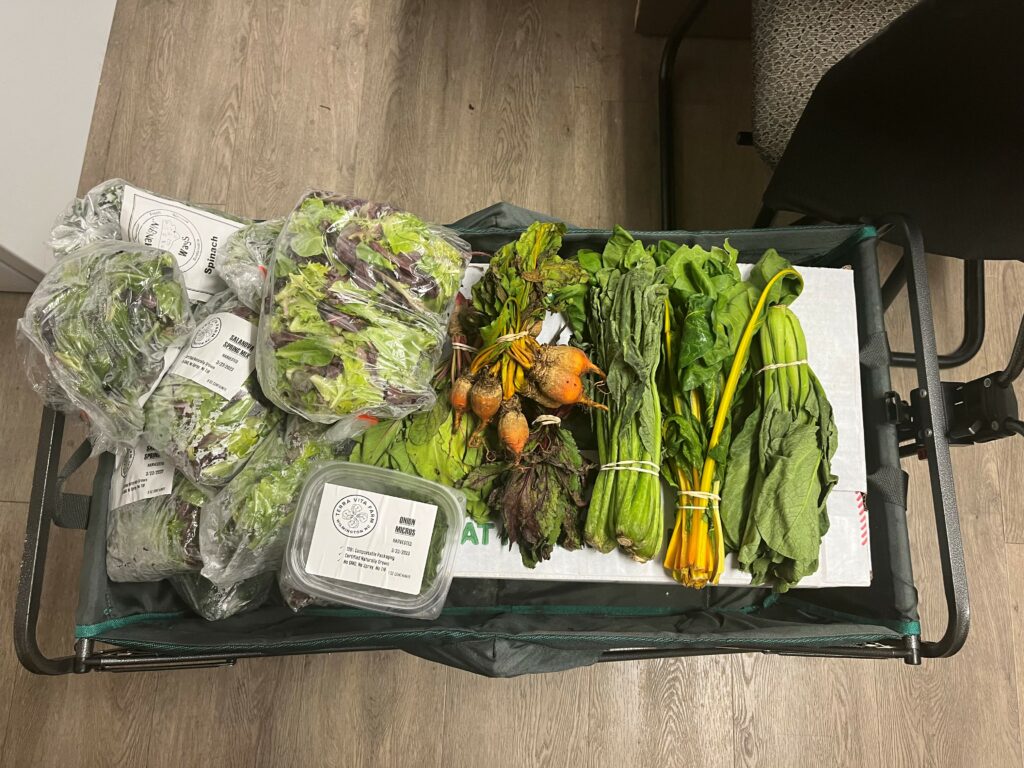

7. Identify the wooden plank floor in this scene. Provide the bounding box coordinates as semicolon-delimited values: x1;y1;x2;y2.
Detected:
1;1;1021;766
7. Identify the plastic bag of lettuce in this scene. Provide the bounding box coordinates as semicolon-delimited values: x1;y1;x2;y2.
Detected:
144;291;282;486
17;241;194;451
198;417;344;586
105;440;211;582
219;218;284;311
255;192;471;424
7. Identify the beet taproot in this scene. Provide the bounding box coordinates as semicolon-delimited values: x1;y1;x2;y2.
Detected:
535;345;605;379
450;373;474;431
497;396;529;458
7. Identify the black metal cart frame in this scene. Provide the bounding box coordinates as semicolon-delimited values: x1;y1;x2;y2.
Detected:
14;216;969;674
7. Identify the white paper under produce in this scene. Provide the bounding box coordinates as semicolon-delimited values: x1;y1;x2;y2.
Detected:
452;264;870;588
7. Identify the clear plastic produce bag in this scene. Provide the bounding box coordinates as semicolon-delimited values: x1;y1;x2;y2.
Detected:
219;218;284;311
256;192;471;424
17;241;194;452
144;292;283;486
170;572;275;621
198;417;341;586
106;444;212;582
48;178;125;258
48;178;251;303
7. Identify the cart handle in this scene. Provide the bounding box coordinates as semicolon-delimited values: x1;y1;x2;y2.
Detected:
884;214;970;657
14;408;88;674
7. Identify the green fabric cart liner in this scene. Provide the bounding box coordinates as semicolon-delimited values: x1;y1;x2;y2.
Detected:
72;203;919;677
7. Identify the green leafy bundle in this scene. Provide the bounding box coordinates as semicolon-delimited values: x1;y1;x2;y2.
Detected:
198;417;340;586
578;228;668;563
468;221;586;351
656;239;755;481
106;471;212;582
257;193;470;423
721;301;838;591
219;218;284;310
464;425;590;568
145;294;282;486
18;241;194;450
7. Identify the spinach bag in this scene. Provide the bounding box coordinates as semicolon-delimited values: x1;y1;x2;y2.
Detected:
17;241;194;451
144;292;282;486
106;441;212;582
48;178;251;303
255;192;471;424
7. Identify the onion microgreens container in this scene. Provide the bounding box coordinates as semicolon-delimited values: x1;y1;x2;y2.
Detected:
284;461;464;620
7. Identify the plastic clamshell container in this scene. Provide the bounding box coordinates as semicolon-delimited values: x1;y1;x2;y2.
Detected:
284;461;465;620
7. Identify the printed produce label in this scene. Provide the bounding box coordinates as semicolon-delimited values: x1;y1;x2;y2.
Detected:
305;483;438;596
168;312;256;398
119;184;243;302
109;441;174;510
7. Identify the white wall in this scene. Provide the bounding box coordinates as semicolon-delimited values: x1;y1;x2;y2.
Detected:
0;1;116;289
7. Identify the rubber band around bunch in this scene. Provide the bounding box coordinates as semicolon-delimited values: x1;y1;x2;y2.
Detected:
532;414;561;427
757;359;808;374
599;460;660;477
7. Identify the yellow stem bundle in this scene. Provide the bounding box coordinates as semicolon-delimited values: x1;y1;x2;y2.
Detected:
665;268;799;588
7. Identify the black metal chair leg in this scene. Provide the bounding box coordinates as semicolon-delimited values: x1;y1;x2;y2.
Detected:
658;0;710;231
996;309;1024;386
891;259;986;369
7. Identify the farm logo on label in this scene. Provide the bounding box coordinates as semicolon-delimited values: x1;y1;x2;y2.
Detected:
191;316;222;349
131;209;203;273
332;494;378;538
120;447;135;479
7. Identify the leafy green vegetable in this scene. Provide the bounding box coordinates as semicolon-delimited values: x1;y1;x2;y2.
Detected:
578;228;668;563
257;193;470;423
464;425;590;568
219;218;284;310
144;293;282;486
468;221;586;347
347;395;493;522
720;301;838;591
18;241;194;450
106;471;212;582
659;244;803;587
198;417;342;586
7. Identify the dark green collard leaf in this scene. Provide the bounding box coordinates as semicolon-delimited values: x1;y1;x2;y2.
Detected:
750;420;823;563
720;403;761;552
745;249;803;307
722;302;839;591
